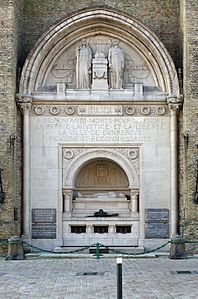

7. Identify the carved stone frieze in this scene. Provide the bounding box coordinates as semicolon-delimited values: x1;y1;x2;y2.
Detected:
31;104;168;117
45;35;155;92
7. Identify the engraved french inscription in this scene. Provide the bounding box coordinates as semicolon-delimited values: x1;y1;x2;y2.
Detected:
32;209;56;239
145;209;169;238
33;116;168;145
145;209;169;222
145;223;169;238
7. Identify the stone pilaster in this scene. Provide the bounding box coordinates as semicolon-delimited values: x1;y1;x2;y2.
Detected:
63;190;72;217
17;96;32;239
167;95;183;236
130;191;139;214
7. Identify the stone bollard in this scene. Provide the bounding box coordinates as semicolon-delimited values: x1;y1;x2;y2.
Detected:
169;234;187;259
5;236;25;260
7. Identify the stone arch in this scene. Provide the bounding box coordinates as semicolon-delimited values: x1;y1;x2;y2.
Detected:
63;149;139;189
75;159;129;190
20;8;179;96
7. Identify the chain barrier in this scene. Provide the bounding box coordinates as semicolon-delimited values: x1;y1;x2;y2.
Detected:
23;241;91;254
103;240;171;256
0;241;8;245
1;239;198;259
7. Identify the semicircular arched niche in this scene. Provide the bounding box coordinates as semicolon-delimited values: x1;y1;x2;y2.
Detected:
20;8;179;96
75;159;129;190
63;148;139;189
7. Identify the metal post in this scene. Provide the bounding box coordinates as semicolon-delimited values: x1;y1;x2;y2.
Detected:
117;257;122;299
96;242;100;260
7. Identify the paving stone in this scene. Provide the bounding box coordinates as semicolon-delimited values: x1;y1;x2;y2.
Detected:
0;257;197;298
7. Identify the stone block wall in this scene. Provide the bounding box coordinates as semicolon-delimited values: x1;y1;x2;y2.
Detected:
0;0;23;240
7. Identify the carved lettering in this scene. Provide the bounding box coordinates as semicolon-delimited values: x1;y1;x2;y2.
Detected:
32;117;168;145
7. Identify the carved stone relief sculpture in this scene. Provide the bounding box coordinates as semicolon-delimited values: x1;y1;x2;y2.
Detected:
75;38;125;90
76;39;92;89
108;39;124;89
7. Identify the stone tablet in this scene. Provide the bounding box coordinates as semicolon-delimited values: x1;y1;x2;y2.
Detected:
145;209;169;222
32;209;56;239
145;223;169;238
145;209;169;238
32;208;56;223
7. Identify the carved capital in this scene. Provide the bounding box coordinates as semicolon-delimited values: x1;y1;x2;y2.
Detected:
16;94;32;112
167;95;183;112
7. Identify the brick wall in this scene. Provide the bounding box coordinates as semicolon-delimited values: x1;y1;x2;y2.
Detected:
23;0;181;69
0;0;23;239
181;0;198;238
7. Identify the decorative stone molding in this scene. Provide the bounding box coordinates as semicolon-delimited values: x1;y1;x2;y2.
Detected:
62;146;140;189
128;149;138;160
31;104;169;117
16;94;32;112
125;106;135;115
34;106;44;115
66;106;75;115
64;149;74;160
156;106;166;115
50;106;60;115
141;106;150;115
167;95;183;113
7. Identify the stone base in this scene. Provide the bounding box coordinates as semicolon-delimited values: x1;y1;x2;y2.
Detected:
169;234;187;259
5;236;25;261
54;246;144;254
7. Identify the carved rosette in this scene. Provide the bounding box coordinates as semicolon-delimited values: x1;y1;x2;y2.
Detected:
31;104;169;117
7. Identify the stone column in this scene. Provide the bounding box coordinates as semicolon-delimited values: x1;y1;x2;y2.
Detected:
167;96;183;236
17;96;32;239
109;225;115;234
130;190;139;214
87;225;92;234
63;190;72;216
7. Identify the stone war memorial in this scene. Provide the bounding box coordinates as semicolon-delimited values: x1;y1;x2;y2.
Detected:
0;1;197;252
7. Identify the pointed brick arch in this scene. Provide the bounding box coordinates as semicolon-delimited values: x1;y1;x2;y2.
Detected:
20;8;179;96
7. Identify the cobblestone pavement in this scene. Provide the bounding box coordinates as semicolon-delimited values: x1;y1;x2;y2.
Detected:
0;257;197;299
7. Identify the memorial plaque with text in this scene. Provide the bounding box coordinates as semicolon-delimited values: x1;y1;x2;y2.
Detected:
32;209;56;239
145;208;169;238
145;223;169;238
145;209;169;222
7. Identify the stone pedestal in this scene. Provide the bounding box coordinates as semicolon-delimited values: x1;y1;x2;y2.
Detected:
5;236;25;260
169;234;187;259
92;52;108;90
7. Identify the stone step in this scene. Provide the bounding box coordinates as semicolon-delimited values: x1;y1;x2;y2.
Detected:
53;246;144;254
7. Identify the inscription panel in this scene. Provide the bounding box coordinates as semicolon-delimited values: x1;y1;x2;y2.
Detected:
32;116;169;145
78;105;122;116
32;209;56;239
145;209;169;238
145;209;169;222
145;223;169;238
